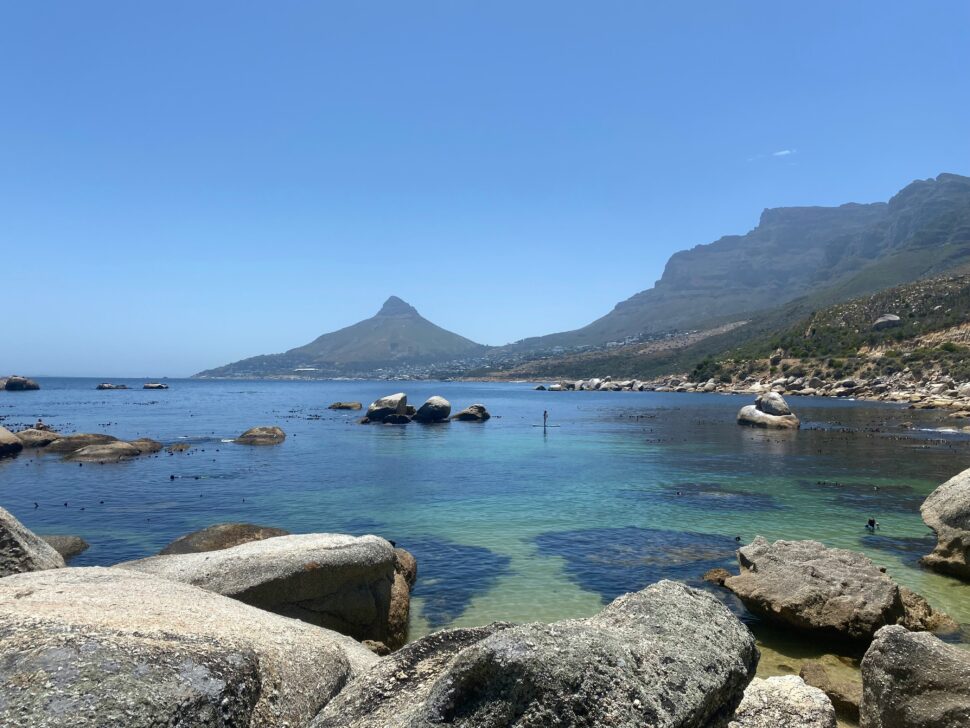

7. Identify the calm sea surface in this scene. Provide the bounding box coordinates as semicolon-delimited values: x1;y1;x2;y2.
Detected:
3;378;969;670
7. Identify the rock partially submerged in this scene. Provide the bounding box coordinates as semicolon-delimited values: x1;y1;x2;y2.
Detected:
312;580;758;728
365;393;407;422
328;401;362;410
2;375;40;391
413;395;451;423
729;676;835;728
920;466;970;580
14;428;61;448
0;506;66;577
451;403;491;422
117;533;398;644
65;440;148;463
724;537;950;642
0;426;24;459
235;425;286;445
860;625;970;728
159;522;290;555
800;660;862;723
737;393;800;429
39;535;91;562
96;382;129;390
142;382;169;389
45;433;119;454
0;567;377;728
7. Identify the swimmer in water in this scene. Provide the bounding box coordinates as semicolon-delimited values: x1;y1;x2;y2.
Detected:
866;517;880;531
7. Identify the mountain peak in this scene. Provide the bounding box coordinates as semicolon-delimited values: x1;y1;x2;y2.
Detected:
377;296;419;317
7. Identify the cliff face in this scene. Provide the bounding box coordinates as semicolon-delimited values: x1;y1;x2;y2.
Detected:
513;173;970;351
196;297;485;378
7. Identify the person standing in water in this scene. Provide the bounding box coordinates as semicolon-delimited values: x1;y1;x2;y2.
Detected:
543;410;548;429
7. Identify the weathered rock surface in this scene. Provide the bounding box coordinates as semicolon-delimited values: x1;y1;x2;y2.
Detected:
413;395;451;423
0;506;66;577
14;428;61;448
128;437;162;454
737;393;800;429
45;433;119;454
729;676;835;728
0;567;377;728
724;537;949;641
860;625;970;728
159;522;290;555
235;425;286;445
382;413;411;425
39;535;91;562
142;382;169;389
0;426;24;459
395;547;418;587
872;313;902;331
96;382;128;390
451;403;491;421
366;393;407;421
312;580;758;728
3;375;40;391
328;401;362;410
800;660;862;723
65;441;143;462
921;466;970;580
118;533;398;643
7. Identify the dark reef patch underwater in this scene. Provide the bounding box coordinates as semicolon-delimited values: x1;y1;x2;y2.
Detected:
534;526;738;602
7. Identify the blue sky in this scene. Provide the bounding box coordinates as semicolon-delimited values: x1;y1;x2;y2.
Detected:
2;2;968;377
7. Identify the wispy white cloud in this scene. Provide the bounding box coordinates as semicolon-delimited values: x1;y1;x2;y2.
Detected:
772;148;796;157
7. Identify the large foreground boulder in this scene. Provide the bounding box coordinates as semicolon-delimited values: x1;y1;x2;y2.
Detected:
366;393;407;422
40;534;91;562
3;375;40;391
159;522;290;555
451;403;491;421
0;506;65;577
920;466;970;580
235;425;286;445
118;533;397;643
312;580;758;728
737;393;799;429
413;395;451;423
14;428;61;448
860;625;970;728
0;567;377;728
724;537;948;642
0;426;23;459
729;676;835;728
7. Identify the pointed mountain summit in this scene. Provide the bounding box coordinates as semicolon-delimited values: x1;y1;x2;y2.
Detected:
195;297;486;378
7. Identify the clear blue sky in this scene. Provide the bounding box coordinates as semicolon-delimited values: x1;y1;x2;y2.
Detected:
2;2;968;377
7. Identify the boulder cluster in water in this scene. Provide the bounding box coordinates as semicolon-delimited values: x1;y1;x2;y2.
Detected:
357;392;490;425
1;462;970;725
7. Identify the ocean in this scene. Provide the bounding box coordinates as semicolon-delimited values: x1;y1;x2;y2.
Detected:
2;377;968;672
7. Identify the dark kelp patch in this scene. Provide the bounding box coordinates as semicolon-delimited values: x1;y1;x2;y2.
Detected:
534;526;738;603
860;533;938;568
652;482;783;512
797;480;926;514
403;537;511;629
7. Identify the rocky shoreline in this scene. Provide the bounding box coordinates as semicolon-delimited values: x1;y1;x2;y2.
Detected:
2;456;970;726
539;369;970;413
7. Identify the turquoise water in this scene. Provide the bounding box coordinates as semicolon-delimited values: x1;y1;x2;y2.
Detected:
2;378;969;663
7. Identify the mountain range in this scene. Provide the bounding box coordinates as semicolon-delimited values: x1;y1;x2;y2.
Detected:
196;172;970;379
195;296;486;378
